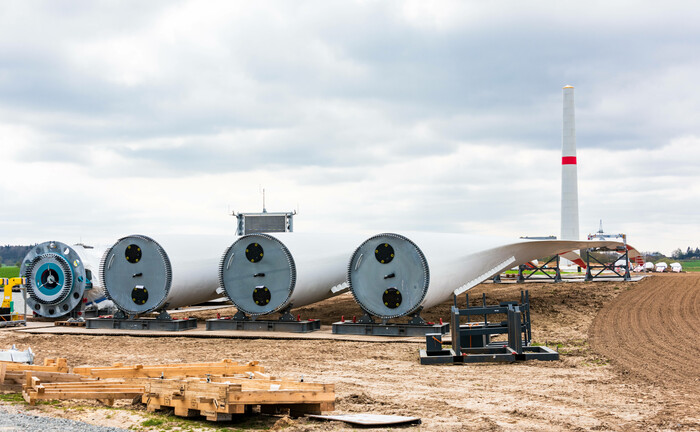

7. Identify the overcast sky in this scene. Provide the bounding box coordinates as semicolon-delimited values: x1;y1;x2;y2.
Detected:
1;1;699;255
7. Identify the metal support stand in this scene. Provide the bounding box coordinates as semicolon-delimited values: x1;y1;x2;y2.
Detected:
492;274;502;283
407;308;426;325
205;307;321;333
584;247;631;281
419;290;558;364
517;255;562;283
356;313;375;324
232;310;248;321
332;308;448;337
62;302;86;323
278;306;297;322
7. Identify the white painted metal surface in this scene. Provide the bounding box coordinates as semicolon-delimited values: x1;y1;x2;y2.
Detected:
655;262;668;272
220;232;363;316
349;232;633;318
71;244;110;305
561;85;580;241
670;262;682;272
102;234;234;315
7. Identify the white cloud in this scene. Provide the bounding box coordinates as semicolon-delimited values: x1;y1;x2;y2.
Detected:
0;0;699;256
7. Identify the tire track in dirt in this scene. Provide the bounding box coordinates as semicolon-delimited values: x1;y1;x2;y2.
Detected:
590;274;700;395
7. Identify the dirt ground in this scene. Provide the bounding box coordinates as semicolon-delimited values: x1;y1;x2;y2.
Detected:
1;274;699;431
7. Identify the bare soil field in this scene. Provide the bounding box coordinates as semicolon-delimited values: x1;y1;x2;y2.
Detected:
590;273;700;409
1;274;698;431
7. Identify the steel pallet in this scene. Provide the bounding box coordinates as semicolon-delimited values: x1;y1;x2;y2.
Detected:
86;317;197;331
332;321;449;337
205;318;321;333
420;344;559;364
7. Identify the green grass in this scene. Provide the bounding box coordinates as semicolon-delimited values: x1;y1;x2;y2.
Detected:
679;260;700;272
0;393;24;402
0;266;20;279
141;418;166;427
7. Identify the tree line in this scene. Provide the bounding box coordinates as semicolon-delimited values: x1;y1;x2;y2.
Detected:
671;247;700;260
0;245;35;267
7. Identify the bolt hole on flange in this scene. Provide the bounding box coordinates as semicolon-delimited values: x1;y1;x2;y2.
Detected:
131;286;148;305
246;243;264;263
383;287;402;308
252;286;271;305
375;243;395;264
125;244;142;263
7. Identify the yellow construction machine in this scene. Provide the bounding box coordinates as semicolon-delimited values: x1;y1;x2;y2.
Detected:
0;277;26;324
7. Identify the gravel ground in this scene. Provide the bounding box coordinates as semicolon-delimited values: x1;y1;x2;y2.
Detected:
0;405;129;432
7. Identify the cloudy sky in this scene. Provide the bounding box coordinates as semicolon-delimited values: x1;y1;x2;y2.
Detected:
1;1;698;255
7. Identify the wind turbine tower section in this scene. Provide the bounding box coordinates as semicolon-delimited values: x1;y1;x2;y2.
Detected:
561;85;580;241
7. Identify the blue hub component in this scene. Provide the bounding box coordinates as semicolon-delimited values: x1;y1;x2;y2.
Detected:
35;262;66;296
20;241;87;318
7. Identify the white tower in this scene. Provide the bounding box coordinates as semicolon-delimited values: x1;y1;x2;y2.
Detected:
561;85;580;240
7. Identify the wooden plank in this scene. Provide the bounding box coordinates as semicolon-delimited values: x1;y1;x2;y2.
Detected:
227;390;335;405
0;362;68;373
253;371;270;380
24;371;32;389
42;380;137;390
73;360;263;378
73;365;259;378
28;391;143;401
37;387;144;394
54;321;86;327
0;371;91;391
81;366;263;378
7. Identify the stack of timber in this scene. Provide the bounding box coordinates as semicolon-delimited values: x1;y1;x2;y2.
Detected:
23;375;143;406
73;359;264;379
143;376;335;421
0;358;74;392
18;359;335;421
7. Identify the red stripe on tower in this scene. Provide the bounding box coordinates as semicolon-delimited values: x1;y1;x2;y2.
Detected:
562;156;577;165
